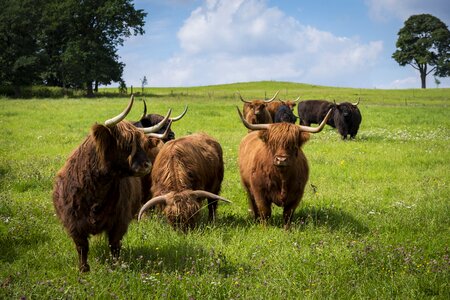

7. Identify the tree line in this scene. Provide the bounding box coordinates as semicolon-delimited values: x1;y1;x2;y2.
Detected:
0;0;146;97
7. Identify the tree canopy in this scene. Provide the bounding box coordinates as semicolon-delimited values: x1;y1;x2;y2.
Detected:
392;14;450;89
0;0;146;96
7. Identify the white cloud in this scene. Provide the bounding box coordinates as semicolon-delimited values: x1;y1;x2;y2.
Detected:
147;0;384;87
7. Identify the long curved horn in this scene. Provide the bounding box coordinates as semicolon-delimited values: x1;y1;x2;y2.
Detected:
138;108;172;134
264;90;279;103
191;190;232;203
138;195;168;221
139;100;147;120
171;105;188;121
298;109;332;133
237;92;251;104
146;120;172;139
293;96;301;103
236;106;270;131
353;98;360;106
104;95;134;127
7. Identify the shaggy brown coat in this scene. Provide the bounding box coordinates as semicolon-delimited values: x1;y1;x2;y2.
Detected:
238;123;311;229
243;100;273;127
53;121;152;272
147;133;224;230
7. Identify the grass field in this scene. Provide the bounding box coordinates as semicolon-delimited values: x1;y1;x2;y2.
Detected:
1;81;449;299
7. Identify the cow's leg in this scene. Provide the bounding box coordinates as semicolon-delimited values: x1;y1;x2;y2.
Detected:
207;198;218;222
73;235;90;272
253;191;271;225
242;182;259;218
108;225;127;259
283;203;298;230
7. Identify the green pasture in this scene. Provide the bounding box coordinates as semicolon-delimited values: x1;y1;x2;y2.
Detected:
1;81;449;299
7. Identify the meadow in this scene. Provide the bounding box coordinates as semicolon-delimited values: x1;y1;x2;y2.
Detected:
0;81;449;299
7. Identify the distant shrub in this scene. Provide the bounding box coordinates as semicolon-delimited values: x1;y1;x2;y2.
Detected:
0;85;80;98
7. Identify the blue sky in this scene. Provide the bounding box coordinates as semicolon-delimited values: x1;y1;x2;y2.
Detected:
117;0;450;89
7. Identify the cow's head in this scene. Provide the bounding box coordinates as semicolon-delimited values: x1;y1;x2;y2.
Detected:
92;95;172;176
237;107;331;167
274;105;298;124
137;101;188;142
247;100;268;116
334;99;360;118
284;96;301;110
138;190;231;231
335;102;353;119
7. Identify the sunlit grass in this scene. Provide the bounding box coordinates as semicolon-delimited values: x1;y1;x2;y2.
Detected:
1;82;449;299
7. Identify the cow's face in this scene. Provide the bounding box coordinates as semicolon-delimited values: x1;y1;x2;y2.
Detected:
337;103;352;118
250;101;267;116
163;191;201;230
261;124;310;167
138;116;175;142
276;107;298;124
92;121;152;176
286;101;296;110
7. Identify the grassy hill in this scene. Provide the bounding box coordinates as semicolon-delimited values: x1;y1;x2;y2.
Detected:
1;81;449;298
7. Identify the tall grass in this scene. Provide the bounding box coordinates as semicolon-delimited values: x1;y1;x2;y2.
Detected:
1;82;449;299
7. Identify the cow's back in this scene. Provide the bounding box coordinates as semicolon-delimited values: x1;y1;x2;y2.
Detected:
298;100;332;126
151;133;223;195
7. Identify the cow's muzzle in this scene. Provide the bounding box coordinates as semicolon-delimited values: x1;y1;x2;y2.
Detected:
132;160;152;176
274;156;289;167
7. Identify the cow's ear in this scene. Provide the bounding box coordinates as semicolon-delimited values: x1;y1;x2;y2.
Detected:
298;132;310;146
259;130;269;143
91;124;114;162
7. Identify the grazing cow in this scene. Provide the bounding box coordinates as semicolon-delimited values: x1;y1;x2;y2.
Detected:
134;101;188;142
237;107;331;229
238;91;279;126
266;96;300;121
52;96;170;272
332;100;362;139
138;133;230;231
274;104;298;124
297;100;335;126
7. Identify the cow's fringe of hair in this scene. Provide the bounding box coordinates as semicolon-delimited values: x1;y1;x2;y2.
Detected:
264;123;310;153
93;121;147;169
109;121;146;150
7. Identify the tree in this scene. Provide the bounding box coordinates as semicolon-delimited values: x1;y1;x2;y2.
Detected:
392;14;450;89
141;76;148;94
41;0;146;96
0;0;45;96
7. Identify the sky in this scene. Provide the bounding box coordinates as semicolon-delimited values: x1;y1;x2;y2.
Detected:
116;0;450;89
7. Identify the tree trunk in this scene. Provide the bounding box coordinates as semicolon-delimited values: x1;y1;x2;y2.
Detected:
86;81;94;97
419;63;427;89
420;71;427;89
94;81;99;93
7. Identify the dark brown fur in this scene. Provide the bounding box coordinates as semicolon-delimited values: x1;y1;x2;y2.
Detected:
53;121;152;272
134;114;175;142
332;102;362;139
297;100;334;126
238;123;310;229
149;133;224;230
267;100;297;121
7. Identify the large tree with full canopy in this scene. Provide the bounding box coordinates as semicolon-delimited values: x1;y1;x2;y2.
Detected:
41;0;146;96
0;0;45;96
392;14;450;89
0;0;146;97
